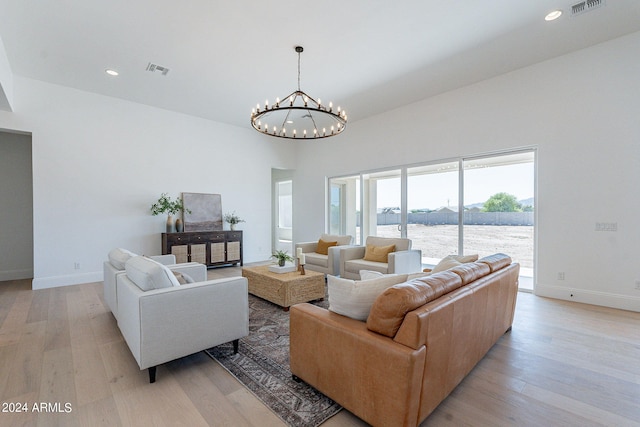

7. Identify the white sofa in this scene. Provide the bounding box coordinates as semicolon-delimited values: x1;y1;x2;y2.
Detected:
295;234;355;276
339;236;423;280
103;248;206;320
117;255;249;383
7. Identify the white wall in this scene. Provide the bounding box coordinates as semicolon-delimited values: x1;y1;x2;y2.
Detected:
0;131;32;280
294;31;640;312
0;34;13;111
0;77;295;288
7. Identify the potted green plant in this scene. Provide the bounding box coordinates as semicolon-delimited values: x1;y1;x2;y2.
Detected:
271;250;294;267
224;211;245;231
151;193;191;233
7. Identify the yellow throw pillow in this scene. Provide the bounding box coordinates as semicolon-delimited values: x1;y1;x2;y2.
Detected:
363;244;396;263
316;239;338;255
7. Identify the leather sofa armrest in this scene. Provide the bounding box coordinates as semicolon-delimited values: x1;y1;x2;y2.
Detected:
388;249;423;274
290;303;425;427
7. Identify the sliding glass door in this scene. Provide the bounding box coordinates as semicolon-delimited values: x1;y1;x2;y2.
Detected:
406;161;459;265
328;175;361;243
362;169;402;240
327;148;535;290
463;151;535;290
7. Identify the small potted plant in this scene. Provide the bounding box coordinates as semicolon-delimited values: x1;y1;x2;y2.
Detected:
224;211;245;231
271;250;294;267
151;193;191;233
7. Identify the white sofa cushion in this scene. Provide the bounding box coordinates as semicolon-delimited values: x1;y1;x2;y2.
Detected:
328;273;408;321
361;269;429;281
125;256;180;291
431;254;479;274
108;248;137;270
305;252;329;268
320;233;352;246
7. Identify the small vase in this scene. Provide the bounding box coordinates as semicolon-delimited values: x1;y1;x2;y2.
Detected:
166;215;175;233
175;218;184;233
278;259;285;267
230;223;236;231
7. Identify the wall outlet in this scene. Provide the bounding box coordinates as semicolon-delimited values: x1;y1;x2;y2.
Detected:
74;262;80;270
635;281;640;290
595;222;617;232
557;272;565;281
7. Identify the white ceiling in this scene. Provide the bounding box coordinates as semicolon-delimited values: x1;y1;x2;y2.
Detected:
1;0;639;129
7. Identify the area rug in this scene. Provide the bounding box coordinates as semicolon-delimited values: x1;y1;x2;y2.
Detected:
205;295;341;427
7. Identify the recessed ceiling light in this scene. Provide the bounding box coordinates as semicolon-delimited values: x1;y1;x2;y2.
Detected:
105;69;119;76
545;10;563;21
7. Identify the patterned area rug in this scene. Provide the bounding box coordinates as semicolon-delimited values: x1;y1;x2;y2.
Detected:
205;295;341;427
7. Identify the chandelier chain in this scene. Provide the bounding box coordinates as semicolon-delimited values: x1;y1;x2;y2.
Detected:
297;49;301;92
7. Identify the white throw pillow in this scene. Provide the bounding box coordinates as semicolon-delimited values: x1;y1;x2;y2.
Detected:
431;254;479;274
125;256;181;291
108;248;137;270
359;270;385;280
328;273;408;321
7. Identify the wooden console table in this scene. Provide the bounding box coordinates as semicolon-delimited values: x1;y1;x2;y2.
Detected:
161;231;243;268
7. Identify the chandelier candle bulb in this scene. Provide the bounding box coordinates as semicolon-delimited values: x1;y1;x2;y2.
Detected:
250;45;347;139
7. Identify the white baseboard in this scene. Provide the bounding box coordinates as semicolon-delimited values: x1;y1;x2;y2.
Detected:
0;268;33;281
32;271;103;290
535;283;640;313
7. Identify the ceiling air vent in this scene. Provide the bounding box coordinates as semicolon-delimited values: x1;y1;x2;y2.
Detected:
571;0;605;17
146;62;170;76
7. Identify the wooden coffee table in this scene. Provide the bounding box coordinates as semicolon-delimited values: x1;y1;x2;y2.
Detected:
242;265;325;311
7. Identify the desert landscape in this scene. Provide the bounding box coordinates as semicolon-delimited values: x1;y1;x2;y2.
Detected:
374;223;534;269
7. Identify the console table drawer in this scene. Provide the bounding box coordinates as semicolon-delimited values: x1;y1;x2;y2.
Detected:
162;231;243;268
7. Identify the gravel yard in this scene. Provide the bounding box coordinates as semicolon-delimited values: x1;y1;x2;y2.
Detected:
374;224;534;269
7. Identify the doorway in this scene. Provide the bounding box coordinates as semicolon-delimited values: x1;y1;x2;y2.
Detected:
0;130;34;281
272;169;293;255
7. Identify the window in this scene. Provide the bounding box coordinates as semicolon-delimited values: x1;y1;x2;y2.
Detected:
327;149;535;290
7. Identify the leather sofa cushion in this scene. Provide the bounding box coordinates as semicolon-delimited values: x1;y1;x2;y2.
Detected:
366;271;463;337
448;262;491;285
363;244;396;263
316;239;338;255
478;253;512;272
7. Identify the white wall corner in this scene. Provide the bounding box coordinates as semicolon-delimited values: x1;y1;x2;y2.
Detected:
0;34;14;112
535;283;640;313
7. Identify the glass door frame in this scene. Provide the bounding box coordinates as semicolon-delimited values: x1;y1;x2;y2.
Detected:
327;147;537;290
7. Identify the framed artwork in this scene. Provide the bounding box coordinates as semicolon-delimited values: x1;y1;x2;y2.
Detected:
182;192;222;231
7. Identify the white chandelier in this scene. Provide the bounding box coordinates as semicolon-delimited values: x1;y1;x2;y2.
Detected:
251;46;347;139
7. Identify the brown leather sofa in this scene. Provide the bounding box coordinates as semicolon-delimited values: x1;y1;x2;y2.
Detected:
290;253;519;427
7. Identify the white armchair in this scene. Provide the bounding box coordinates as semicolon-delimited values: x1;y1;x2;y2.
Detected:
117;255;249;383
103;248;206;320
295;233;354;276
339;236;422;280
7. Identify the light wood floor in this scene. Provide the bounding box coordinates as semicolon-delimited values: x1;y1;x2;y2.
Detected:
1;269;639;426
